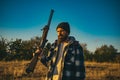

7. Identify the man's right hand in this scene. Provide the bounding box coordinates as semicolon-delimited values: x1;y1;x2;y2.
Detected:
33;48;42;57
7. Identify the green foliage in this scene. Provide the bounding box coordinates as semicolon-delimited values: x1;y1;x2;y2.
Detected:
94;45;118;62
0;36;8;60
114;53;120;63
81;43;94;61
0;36;119;63
0;36;42;61
81;43;119;63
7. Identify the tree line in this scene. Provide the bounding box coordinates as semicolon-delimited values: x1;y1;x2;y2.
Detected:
0;36;120;63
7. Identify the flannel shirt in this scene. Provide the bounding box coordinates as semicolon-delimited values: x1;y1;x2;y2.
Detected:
41;36;85;80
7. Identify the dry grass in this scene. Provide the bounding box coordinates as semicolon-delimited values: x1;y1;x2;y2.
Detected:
85;61;120;80
0;61;120;80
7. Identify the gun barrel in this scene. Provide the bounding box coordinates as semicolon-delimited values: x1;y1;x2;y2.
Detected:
47;9;54;27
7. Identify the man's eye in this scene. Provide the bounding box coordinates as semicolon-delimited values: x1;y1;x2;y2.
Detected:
61;30;65;32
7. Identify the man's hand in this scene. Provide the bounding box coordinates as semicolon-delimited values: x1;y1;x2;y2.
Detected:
33;47;42;57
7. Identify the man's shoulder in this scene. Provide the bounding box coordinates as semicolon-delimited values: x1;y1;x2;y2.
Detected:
72;40;83;50
73;40;79;45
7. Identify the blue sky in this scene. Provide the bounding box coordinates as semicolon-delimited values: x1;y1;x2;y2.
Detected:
0;0;120;52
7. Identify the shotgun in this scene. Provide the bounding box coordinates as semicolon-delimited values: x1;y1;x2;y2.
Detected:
26;9;54;74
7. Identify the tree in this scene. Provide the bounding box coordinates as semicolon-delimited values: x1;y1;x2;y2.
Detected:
81;43;93;61
114;53;120;63
8;39;23;60
94;44;118;62
0;36;8;60
21;36;42;60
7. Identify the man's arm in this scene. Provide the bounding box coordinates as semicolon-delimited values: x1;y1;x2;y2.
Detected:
40;43;55;67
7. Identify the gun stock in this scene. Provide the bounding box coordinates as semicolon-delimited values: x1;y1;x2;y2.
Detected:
26;9;54;74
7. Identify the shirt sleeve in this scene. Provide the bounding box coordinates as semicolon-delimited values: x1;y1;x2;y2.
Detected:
40;43;55;67
74;44;86;80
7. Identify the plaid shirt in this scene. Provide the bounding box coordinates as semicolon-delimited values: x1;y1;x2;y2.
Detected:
41;36;85;80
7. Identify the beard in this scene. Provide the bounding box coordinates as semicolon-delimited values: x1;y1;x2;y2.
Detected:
57;34;68;44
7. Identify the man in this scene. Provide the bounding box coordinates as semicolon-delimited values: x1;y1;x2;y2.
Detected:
35;22;85;80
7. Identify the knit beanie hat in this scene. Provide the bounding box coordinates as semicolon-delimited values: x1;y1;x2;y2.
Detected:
56;22;70;35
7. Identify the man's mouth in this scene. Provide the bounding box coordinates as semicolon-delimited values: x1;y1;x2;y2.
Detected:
58;36;63;38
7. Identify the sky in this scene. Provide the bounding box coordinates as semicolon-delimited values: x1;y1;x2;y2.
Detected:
0;0;120;52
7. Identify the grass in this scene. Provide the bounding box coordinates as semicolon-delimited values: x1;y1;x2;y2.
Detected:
0;61;120;80
85;61;120;80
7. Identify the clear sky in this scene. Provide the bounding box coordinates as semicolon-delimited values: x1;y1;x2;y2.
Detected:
0;0;120;52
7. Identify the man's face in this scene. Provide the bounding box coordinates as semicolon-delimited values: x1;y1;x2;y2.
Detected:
57;27;68;43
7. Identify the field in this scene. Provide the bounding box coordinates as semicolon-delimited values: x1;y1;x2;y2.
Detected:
0;61;120;80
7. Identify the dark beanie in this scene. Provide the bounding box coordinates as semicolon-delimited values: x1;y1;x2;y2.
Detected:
56;22;70;35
